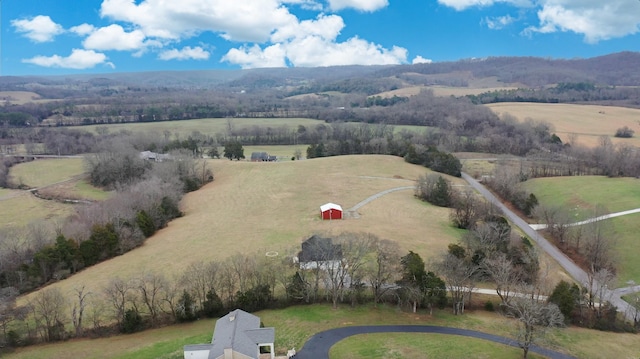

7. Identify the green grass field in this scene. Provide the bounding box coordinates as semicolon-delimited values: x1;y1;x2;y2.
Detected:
487;102;640;148
523;176;640;285
67;118;324;138
6;303;640;359
9;158;85;188
522;176;640;215
330;333;544;359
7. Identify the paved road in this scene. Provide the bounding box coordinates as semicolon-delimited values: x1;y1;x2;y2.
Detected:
461;173;634;321
294;325;576;359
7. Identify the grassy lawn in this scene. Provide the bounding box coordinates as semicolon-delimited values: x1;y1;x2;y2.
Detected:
330;333;544;359
9;158;86;188
486;102;640;147
6;303;640;359
522;176;640;285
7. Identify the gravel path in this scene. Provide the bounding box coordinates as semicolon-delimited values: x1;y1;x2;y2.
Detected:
347;186;414;213
294;325;576;359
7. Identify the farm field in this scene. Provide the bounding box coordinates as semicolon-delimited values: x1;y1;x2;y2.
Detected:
17;155;466;303
372;85;518;99
66;117;324;138
486;102;640;147
0;191;74;230
7;303;640;359
0;91;48;105
522;176;640;285
9;158;85;188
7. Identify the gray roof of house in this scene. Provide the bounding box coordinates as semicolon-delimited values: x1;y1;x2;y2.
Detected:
298;235;342;262
208;309;275;359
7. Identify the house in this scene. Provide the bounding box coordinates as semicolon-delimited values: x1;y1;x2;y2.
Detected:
184;309;275;359
320;203;343;220
296;235;342;270
250;152;276;162
139;150;171;162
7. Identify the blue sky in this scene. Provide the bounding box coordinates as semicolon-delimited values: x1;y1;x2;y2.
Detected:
2;0;640;76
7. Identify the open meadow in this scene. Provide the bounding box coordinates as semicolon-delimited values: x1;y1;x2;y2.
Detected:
66;117;324;138
486;102;640;147
9;158;85;188
17;155;467;303
522;176;640;285
6;303;640;359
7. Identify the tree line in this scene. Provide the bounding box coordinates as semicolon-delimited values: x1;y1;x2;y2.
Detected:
0;140;211;293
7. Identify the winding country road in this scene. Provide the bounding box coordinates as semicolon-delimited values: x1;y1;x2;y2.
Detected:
294;325;576;359
461;173;634;321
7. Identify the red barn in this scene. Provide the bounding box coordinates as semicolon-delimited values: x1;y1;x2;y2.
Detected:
320;203;343;220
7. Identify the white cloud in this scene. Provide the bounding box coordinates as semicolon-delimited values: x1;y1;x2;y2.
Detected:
11;15;64;43
223;44;288;69
159;46;210;60
223;12;406;68
271;14;344;42
22;49;113;70
526;1;640;43
437;0;531;11
484;14;516;30
328;0;389;12
100;0;298;42
83;24;147;51
439;0;640;43
412;56;432;64
224;35;406;68
70;23;97;36
283;0;323;11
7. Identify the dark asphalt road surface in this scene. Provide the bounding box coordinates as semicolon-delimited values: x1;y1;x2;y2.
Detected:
294;325;577;359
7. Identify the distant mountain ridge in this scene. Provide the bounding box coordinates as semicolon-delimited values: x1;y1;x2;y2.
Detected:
1;51;639;91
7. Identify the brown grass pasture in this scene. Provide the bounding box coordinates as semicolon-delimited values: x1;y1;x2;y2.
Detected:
487;102;640;147
18;155;465;302
0;191;74;230
0;91;45;105
372;85;518;99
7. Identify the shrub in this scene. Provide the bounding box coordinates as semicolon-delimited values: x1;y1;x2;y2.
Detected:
121;309;143;333
614;126;634;138
484;301;495;312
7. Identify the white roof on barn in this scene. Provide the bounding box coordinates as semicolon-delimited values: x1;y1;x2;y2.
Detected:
320;203;343;212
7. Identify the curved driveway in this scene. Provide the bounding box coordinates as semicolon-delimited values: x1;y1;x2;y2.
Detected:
294;325;576;359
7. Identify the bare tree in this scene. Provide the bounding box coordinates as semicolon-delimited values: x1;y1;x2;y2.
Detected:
103;277;133;326
506;288;564;359
70;285;91;337
436;253;479;315
450;189;480;229
583;205;616;309
30;287;68;342
483;253;522;307
0;287;19;345
364;237;401;305
181;261;220;309
323;233;372;309
136;272;167;327
533;205;572;246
